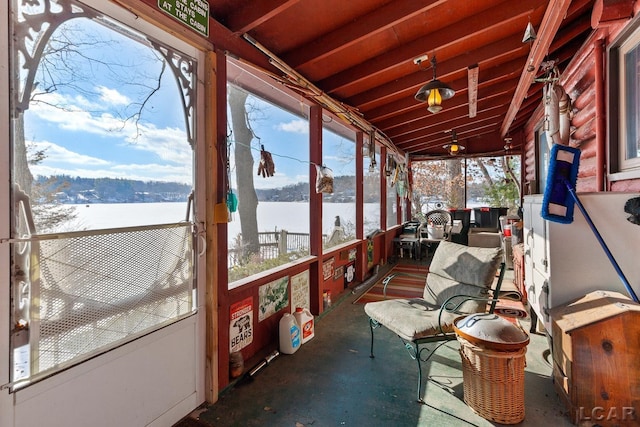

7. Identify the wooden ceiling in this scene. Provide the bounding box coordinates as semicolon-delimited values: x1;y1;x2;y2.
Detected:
206;0;596;158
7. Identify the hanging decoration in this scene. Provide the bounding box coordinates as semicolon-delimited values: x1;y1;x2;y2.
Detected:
540;65;571;147
391;162;410;199
315;165;334;194
227;189;238;213
257;145;276;177
385;155;396;178
368;130;377;173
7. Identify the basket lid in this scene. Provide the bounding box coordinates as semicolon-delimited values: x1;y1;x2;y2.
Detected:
454;313;529;350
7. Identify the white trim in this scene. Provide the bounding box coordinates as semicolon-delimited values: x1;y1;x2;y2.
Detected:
13;318;198;427
81;0;201;58
12;315;195;401
0;0;13;424
192;43;207;407
617;24;640;173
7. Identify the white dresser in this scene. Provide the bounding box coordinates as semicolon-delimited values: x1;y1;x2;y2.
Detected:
523;193;640;335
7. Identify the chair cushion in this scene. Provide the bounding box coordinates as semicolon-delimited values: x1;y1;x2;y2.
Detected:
364;241;503;342
422;273;488;312
428;240;502;288
364;298;448;341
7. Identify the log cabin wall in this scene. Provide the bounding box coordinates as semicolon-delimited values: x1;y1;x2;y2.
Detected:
523;2;640;194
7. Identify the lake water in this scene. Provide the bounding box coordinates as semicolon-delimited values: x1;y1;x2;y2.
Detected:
67;202;382;241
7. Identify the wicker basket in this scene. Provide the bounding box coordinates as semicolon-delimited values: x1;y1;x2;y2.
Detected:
457;336;527;424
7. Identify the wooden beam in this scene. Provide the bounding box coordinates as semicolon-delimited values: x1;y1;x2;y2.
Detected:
346;33;528;108
365;59;524;122
500;0;572;138
283;0;441;69
468;65;479;118
319;0;543;94
225;0;300;34
591;0;634;28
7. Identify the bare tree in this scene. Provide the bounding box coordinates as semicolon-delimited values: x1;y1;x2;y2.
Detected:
411;159;465;214
228;85;260;258
12;9;176;232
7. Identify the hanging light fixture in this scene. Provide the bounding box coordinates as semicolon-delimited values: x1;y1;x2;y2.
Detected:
504;137;513;151
443;129;465;155
415;55;455;113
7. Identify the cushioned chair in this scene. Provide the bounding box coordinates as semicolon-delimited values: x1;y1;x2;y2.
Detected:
364;240;505;402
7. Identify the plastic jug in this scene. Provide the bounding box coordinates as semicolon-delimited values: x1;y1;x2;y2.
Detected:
294;307;315;344
279;313;301;354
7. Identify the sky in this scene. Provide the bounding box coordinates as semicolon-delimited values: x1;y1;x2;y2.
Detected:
23;13;357;191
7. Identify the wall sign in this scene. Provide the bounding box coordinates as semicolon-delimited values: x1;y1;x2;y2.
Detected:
229;297;253;352
158;0;209;37
323;257;335;281
258;276;289;322
344;262;356;288
291;270;310;312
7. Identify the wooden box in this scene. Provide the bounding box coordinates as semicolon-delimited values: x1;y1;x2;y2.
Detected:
549;291;640;426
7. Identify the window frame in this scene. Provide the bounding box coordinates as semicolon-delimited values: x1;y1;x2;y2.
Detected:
535;124;550;195
321;121;357;251
609;15;640;181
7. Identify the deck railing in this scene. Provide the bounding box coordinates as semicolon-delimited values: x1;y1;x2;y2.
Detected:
228;230;325;266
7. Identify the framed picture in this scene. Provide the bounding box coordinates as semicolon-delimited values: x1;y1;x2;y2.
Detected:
323;257;335;281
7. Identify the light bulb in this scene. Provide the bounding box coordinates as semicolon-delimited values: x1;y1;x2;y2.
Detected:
427;88;442;113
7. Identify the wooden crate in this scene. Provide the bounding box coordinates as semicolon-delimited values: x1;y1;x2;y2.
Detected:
549;291;640;426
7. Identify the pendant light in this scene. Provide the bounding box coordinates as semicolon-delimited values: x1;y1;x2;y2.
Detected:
415;55;455;113
443;129;465;155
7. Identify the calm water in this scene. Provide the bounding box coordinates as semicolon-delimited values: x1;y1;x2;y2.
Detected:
67;202;382;240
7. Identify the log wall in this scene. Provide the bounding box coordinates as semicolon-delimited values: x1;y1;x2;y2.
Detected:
522;12;640;194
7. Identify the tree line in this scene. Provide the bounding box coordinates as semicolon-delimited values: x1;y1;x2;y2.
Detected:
36;175;193;203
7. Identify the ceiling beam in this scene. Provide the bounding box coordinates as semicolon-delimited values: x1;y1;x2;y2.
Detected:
317;0;543;94
344;33;529;108
224;0;301;34
365;60;523;122
381;90;514;136
500;0;573;138
391;102;507;143
399;124;503;154
282;0;441;69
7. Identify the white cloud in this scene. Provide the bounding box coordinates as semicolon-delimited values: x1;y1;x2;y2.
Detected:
275;119;308;134
28;92;192;167
26;91;193;183
97;85;130;106
123;124;193;166
30;140;111;166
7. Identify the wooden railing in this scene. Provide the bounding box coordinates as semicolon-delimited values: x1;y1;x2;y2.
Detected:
228;230;326;266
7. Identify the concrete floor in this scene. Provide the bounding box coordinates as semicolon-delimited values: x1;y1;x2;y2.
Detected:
176;265;574;427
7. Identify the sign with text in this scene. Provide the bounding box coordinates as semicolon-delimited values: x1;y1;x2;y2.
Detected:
158;0;209;37
229;297;253;352
290;270;310;312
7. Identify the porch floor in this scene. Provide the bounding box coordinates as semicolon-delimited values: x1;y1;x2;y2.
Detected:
176;263;573;427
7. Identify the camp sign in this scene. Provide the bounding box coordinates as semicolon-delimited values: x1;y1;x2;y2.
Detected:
229;297;253;352
158;0;209;37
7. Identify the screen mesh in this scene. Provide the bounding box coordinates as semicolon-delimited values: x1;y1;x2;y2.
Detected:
11;222;194;385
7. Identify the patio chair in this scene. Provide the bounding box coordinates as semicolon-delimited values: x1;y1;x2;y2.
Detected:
364;240;505;403
420;209;453;257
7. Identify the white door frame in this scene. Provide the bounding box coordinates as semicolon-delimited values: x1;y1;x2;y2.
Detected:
0;1;207;425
